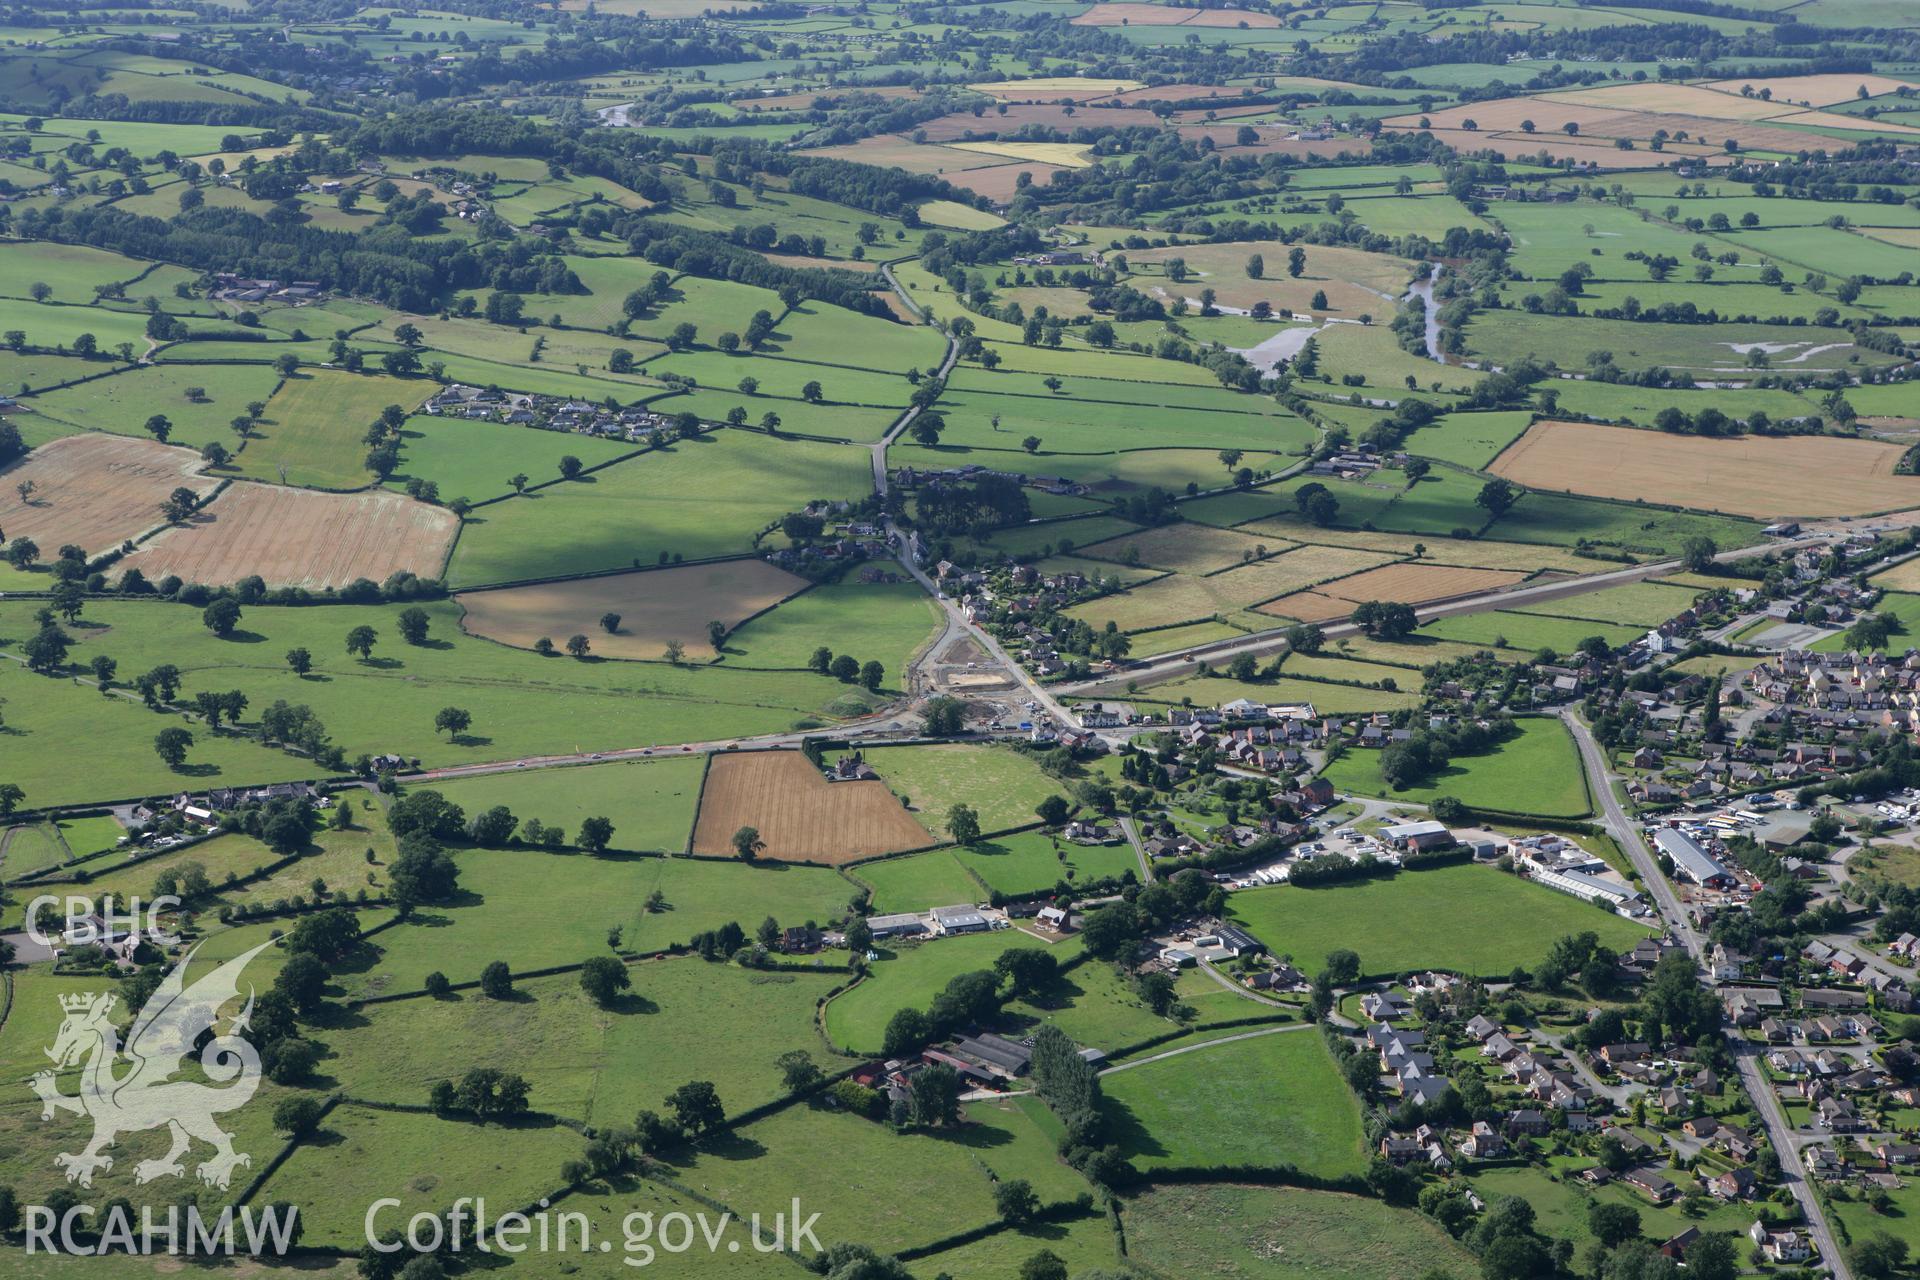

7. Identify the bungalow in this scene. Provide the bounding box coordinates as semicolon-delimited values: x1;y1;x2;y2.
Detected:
1659;1228;1699;1260
1624;1168;1678;1204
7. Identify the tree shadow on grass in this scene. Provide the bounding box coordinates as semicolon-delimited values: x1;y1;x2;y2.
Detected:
693;1129;767;1163
220;629;269;644
172;762;222;778
922;1118;1014;1153
355;656;404;670
1098;1095;1166;1161
449;733;494;748
604;990;659;1016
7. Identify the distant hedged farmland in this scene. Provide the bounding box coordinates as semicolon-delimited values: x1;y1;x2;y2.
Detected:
1;0;1918;1276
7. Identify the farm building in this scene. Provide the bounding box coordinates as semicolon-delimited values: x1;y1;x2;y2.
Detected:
930;905;991;935
868;913;928;940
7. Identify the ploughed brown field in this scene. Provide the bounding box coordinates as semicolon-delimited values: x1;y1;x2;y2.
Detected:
458;559;807;661
1490;420;1920;518
119;480;458;588
691;750;932;863
0;434;215;557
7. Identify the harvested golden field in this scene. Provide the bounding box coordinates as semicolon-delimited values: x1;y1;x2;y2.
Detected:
1402;129;1727;167
1126;240;1411;316
740;86;922;112
949;140;1094;168
1768;108;1920;136
1080;523;1298;573
1489;421;1920;518
1259;563;1526;620
1070;3;1278;24
968;77;1145;101
1870;559;1920;592
0;434;214;556
1258;526;1599;574
1701;74;1914;108
1181;7;1282;24
798;137;1003;174
1068;544;1397;632
120;481;458;588
1538;83;1793;120
946;162;1073;201
918;105;1162;141
691;750;932;863
457;559;807;661
1862;228;1920;248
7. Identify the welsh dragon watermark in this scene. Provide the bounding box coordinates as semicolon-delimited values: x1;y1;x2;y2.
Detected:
35;939;272;1190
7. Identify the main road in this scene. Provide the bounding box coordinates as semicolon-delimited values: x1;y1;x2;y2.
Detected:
1562;710;1849;1279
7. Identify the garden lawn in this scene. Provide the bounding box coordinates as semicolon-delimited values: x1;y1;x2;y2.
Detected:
406;756;705;853
1226;863;1653;979
842;743;1065;836
825;930;1053;1053
1319;716;1591;817
1101;1029;1365;1178
446;432;869;586
54;814;126;859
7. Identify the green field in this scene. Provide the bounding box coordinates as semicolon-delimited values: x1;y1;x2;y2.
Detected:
848;848;987;913
952;829;1137;897
446;432;870;586
389;414;636;504
1420;610;1644;654
233;369;409;490
323;960;841;1125
724;580;941;676
835;743;1066;836
341;848;855;996
406;756;706;853
1321;716;1590;816
1489;493;1764;555
1125;1184;1478;1280
824;929;1053;1053
1101;1029;1365;1178
0;822;69;878
1227;863;1653;979
0;598;873;778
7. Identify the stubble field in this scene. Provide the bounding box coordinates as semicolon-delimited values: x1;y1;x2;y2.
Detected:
690;750;933;862
119;480;459;587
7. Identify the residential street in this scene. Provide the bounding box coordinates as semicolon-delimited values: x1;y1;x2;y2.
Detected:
1562;710;1850;1279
